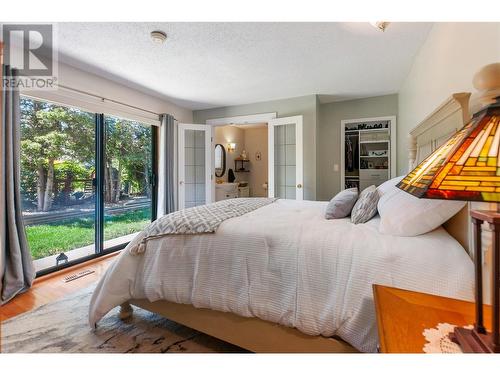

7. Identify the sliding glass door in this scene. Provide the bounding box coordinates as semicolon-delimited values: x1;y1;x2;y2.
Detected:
103;115;154;250
20;96;157;274
20;97;97;272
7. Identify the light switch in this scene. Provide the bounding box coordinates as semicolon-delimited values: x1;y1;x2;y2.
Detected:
333;164;339;172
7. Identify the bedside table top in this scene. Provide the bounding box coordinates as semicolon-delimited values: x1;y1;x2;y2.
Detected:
373;285;491;353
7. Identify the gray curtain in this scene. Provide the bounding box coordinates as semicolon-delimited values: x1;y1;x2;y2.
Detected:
157;114;176;217
1;65;35;305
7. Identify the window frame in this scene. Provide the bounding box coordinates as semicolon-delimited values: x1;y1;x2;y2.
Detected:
19;95;158;277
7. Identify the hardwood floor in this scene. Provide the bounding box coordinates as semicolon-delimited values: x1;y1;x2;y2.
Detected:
0;252;118;321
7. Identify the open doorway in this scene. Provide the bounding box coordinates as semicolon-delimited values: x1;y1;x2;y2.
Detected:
178;114;303;207
214;123;269;200
205;113;304;202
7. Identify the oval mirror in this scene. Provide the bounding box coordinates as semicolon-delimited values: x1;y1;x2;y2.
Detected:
214;144;226;177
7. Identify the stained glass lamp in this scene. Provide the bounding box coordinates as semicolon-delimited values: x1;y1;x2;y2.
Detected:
398;63;500;353
398;97;500;202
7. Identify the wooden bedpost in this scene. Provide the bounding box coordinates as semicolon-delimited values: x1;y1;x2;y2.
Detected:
119;302;133;320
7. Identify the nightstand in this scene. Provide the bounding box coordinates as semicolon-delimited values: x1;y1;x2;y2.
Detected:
372;284;492;353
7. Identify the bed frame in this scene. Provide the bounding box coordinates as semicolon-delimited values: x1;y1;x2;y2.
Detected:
119;92;474;353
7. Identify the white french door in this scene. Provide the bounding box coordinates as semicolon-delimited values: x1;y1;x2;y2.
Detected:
178;123;213;209
268;115;303;200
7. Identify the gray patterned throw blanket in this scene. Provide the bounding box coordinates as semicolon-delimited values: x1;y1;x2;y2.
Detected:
129;197;277;255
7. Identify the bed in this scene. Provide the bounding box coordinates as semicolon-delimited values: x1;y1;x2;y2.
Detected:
89;92;476;353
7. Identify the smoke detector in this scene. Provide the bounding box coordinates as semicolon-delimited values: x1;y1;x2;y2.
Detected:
370;22;390;32
150;30;167;44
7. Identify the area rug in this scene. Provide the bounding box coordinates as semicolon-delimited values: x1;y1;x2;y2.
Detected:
0;284;246;353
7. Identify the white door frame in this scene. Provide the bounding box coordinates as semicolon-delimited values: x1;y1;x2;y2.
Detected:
340;115;397;192
206;112;277;126
178;123;213;209
268;115;304;200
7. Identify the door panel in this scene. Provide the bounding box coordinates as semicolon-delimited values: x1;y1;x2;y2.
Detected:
19;97;96;272
178;124;212;209
268;116;303;200
103;115;154;250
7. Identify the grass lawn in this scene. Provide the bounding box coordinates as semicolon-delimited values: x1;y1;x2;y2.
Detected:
26;208;152;260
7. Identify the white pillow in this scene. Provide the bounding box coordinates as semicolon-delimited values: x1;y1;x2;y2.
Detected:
378;182;466;236
376;175;404;197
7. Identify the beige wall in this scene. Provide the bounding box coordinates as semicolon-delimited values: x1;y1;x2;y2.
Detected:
317;95;398;200
243;128;269;197
194;95;318;200
397;22;500;175
214;125;245;182
213;126;269;197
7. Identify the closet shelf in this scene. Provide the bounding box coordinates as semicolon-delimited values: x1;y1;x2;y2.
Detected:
234;158;250;173
359;140;389;144
346;128;389;133
343;117;394;191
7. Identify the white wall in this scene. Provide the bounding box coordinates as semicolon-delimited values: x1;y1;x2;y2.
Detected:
27;62;193;123
397;22;500;174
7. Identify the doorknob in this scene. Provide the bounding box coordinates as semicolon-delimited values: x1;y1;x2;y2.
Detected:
297;184;302;189
179;181;184;185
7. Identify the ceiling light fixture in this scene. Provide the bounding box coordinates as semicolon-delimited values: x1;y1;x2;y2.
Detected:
370;22;390;32
150;30;167;44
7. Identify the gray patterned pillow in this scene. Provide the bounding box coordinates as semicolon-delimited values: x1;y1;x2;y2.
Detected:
351;185;379;224
325;188;358;219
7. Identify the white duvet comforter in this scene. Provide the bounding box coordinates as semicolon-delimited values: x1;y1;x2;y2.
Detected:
89;199;474;352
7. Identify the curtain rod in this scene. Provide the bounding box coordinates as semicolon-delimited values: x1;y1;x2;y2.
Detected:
57;84;162;119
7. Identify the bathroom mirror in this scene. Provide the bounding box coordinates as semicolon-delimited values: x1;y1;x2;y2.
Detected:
214;144;226;177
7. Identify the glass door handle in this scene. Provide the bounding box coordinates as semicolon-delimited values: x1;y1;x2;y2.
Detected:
297;184;302;189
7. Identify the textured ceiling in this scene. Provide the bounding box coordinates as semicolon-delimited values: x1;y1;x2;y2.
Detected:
55;22;432;110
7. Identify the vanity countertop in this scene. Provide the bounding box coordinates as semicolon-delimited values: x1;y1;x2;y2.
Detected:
215;182;239;189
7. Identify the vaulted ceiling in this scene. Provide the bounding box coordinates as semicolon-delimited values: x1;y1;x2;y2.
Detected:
55;22;432;110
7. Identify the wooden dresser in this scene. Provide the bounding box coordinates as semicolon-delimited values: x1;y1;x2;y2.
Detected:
373;284;491;353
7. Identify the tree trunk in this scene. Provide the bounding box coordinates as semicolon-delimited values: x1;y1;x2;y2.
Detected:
105;160;113;203
114;161;121;203
109;164;114;203
143;163;151;199
43;159;55;211
37;165;46;211
63;173;72;205
103;160;108;203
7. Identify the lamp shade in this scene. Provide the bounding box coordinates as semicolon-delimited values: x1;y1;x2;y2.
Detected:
398;98;500;202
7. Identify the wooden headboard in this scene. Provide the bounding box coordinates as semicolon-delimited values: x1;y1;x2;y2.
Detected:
407;92;472;255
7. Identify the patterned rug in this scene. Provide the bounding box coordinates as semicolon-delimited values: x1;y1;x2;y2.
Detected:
1;284;246;353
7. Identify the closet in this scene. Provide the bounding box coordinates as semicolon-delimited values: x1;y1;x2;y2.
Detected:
344;132;360;189
341;116;396;191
